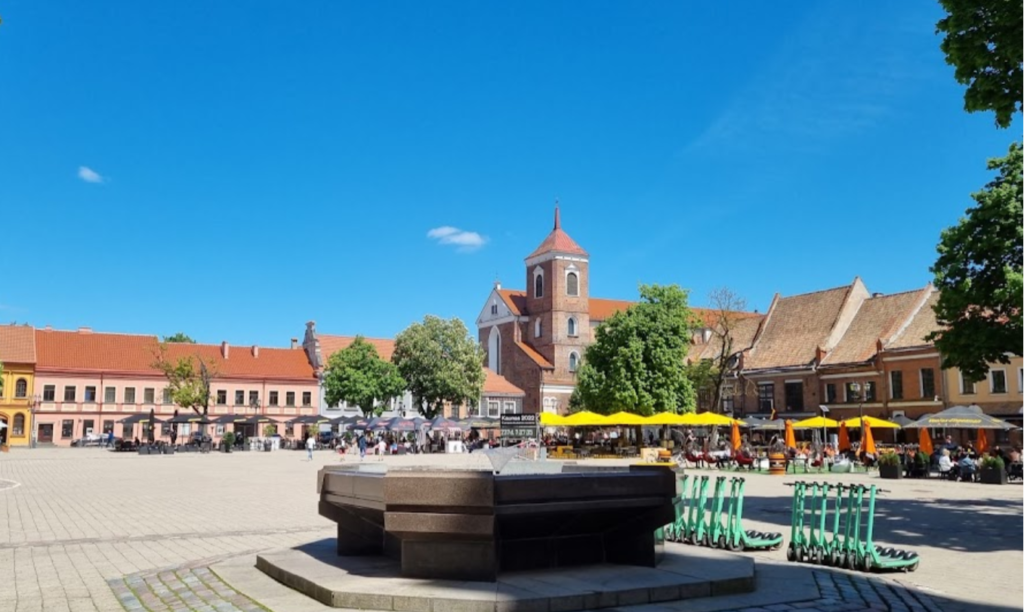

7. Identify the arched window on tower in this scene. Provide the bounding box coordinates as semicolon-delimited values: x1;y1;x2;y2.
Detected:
569;352;579;373
567;317;577;337
534;273;544;298
15;378;28;398
488;327;501;374
534;318;543;338
566;272;579;296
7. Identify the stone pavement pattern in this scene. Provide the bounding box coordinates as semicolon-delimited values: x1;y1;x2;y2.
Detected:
0;449;1019;612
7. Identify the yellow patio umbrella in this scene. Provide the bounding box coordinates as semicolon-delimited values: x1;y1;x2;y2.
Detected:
862;422;877;456
918;426;933;455
539;413;566;426
605;411;649;426
681;412;745;427
842;416;900;429
791;416;839;429
731;420;742;451
561;411;611;426
644;412;690;425
784;420;796;449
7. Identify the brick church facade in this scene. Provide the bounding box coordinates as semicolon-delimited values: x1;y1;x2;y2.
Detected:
476;209;637;415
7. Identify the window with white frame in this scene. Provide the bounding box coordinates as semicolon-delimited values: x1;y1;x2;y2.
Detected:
566;272;579;296
14;378;27;399
533;269;544;297
487;401;500;417
534;318;542;338
991;369;1007;394
960;372;976;394
568;351;579;372
567;317;578;337
757;383;774;412
543;397;557;413
503;401;517;414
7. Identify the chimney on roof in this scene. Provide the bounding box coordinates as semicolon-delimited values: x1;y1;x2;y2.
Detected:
290;338;298;349
78;326;92;334
221;341;229;359
872;292;884;298
252;345;259;358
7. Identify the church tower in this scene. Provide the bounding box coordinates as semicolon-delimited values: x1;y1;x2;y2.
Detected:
523;207;591;382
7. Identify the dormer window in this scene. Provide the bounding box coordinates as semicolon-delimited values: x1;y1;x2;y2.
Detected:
566;272;579;296
534;272;544;298
535;318;543;338
567;317;578;337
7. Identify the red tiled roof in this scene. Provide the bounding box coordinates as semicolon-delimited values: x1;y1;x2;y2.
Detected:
0;325;36;364
822;288;928;365
318;335;396;362
745;284;852;370
515;341;554;369
886;290;941;350
589;298;634;321
526;207;589;259
497;290;528;316
689;316;764;362
34;328;315;380
484;368;524;395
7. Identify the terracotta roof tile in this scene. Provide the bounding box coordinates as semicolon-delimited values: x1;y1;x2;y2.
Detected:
589;298;634;321
689;316;763;362
526;207;589;259
745;285;852;370
318;335;396;362
515;341;554;369
483;368;524;395
35;328;315;380
497;290;528;316
886;290;941;350
0;325;36;363
822;289;927;365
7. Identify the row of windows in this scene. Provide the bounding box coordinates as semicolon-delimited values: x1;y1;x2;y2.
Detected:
533;270;580;298
41;385;312;407
534;317;579;339
959;368;1022;395
0;378;30;399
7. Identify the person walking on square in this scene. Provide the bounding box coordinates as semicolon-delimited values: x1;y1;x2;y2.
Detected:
306;434;315;461
358;433;367;461
377;437;387;461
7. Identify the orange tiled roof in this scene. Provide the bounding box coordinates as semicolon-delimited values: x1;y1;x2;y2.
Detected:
318;335;396;362
483;368;524;395
689;316;763;362
34;328;315;380
886;290;941;350
745;284;852;370
821;288;928;365
514;341;554;369
0;325;36;363
589;298;634;321
526;208;589;259
497;289;528;316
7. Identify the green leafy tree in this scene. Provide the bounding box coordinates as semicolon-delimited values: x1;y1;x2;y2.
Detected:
392;316;485;419
569;284;697;416
323;337;406;417
154;346;214;416
162;332;196;343
936;0;1022;129
929;142;1023;381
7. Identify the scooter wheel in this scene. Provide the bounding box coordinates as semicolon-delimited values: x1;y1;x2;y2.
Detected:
812;549;823;564
717;535;728;549
786;543;797;562
840;553;851;569
797;544;807;563
700;533;710;547
821;550;832;566
770;542;782;551
863;556;873;573
728;539;744;552
909;560;919;572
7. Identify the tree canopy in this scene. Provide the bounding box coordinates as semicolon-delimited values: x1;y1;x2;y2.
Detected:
930;142;1023;381
162;332;196;343
154;347;213;415
936;0;1022;128
392;316;485;420
569;284;697;416
322;336;406;417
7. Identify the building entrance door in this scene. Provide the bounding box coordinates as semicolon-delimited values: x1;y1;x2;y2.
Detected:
37;423;54;444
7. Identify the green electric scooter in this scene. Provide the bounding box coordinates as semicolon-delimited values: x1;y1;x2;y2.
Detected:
723;478;783;551
685;476;710;545
840;484;865;569
806;482;832;564
707;476;729;547
858;485;920;572
665;474;691;542
785;481;809;562
822;483;847;566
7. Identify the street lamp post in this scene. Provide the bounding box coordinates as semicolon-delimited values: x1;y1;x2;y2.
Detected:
29;394;39;449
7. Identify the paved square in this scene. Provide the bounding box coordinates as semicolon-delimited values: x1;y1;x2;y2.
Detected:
0;449;1019;612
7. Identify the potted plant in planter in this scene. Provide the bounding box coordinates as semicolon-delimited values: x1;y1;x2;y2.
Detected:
222;431;236;453
878;450;902;479
979;456;1007;484
912;451;930;478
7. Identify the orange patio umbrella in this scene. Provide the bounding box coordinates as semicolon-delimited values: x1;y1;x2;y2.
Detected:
837;421;851;452
784;419;796;449
919;427;933;455
862;422;877;456
731;420;742;451
977;428;989;454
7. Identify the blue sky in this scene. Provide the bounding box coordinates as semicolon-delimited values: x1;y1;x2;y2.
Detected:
0;1;1015;347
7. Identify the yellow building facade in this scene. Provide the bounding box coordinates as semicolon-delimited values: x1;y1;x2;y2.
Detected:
0;325;37;448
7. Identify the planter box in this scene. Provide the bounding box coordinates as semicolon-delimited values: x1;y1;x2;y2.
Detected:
879;463;903;479
162;446;175;455
979;467;1007;485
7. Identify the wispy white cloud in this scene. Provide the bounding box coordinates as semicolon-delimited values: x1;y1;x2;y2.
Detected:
77;166;104;184
427;226;487;252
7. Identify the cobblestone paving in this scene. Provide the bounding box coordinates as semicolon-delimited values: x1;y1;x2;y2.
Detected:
727;570;943;612
110;567;265;612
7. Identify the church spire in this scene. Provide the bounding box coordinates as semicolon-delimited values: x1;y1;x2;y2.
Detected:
554;201;561;230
